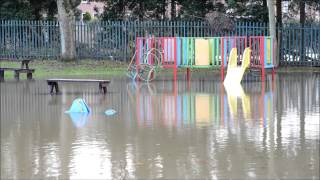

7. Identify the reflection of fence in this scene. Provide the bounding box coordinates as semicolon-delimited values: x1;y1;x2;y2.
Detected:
0;20;319;66
127;80;275;128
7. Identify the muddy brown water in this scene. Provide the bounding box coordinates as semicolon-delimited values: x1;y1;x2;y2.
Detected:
1;73;319;179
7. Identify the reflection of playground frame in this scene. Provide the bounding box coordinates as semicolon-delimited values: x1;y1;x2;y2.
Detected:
127;77;275;128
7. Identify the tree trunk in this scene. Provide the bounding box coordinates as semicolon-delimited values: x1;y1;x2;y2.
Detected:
300;0;305;63
276;0;282;67
162;0;166;19
276;0;282;26
300;0;305;25
56;0;76;61
267;0;278;67
138;1;144;20
171;0;176;20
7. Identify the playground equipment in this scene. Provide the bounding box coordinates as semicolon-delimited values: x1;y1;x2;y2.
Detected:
65;98;91;113
223;47;251;85
65;98;91;128
127;47;162;82
130;36;275;81
105;109;117;116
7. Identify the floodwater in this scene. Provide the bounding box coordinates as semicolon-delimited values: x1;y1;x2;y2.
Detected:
1;73;319;179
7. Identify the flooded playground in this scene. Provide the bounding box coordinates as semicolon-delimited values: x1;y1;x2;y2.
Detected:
1;72;319;179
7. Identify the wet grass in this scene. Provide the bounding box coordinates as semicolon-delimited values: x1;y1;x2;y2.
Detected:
0;60;129;79
1;59;319;80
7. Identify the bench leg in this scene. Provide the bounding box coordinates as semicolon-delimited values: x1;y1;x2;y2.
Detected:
21;61;29;69
54;83;60;93
14;71;20;80
0;70;4;82
27;72;33;80
99;83;107;94
48;82;59;94
102;86;107;94
49;83;54;94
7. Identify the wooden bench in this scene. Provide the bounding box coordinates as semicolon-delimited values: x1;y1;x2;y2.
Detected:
47;78;111;94
0;60;35;81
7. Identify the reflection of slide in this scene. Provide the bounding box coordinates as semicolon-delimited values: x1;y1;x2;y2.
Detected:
224;82;251;119
224;47;251;85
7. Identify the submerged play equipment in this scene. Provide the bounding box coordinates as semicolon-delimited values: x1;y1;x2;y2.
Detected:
65;98;91;113
129;36;275;81
65;98;91;128
105;109;117;116
223;47;251;85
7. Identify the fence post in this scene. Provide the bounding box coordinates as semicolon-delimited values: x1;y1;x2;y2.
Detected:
221;37;224;81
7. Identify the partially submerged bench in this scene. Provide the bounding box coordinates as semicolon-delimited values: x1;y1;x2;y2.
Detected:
47;78;111;94
0;59;35;81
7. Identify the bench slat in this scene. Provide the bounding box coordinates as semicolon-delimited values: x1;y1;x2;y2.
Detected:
47;78;110;94
47;78;110;83
0;68;34;71
0;68;20;70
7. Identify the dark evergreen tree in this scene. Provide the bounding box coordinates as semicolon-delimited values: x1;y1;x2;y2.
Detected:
0;0;57;20
177;0;214;20
102;0;167;20
0;0;34;19
225;0;268;22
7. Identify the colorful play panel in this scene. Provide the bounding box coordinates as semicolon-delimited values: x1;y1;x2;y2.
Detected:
128;36;276;81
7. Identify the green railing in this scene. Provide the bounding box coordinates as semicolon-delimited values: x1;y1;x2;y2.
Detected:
0;20;319;66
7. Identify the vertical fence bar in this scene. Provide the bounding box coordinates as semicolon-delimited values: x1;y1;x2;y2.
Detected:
300;25;303;65
0;20;2;59
8;20;11;59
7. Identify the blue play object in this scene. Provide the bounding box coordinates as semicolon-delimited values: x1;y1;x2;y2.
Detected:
65;98;91;113
67;113;89;128
105;109;117;116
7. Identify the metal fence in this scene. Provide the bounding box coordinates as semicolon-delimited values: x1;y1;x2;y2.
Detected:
0;20;319;66
280;24;320;66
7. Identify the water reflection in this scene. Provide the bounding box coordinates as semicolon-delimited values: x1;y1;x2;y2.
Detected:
67;113;89;128
69;140;112;179
127;77;275;129
1;74;319;179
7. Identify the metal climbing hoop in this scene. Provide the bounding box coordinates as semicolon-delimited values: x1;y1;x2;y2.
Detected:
127;48;162;82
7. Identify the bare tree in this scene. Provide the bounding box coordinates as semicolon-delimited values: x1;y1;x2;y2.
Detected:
276;0;282;25
56;0;80;61
267;0;278;66
205;12;235;35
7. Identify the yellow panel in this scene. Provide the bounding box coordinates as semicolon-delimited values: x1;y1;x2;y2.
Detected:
195;94;210;124
195;39;210;66
267;39;271;64
208;40;213;65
